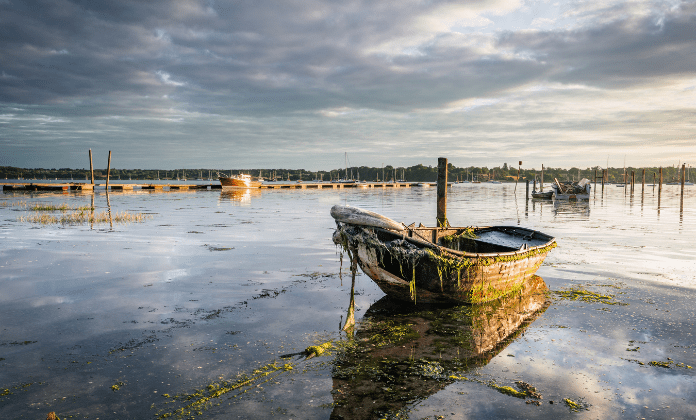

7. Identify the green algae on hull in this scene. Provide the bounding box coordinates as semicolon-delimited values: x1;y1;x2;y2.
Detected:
333;223;556;304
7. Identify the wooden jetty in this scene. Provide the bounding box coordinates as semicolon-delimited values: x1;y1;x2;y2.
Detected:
1;181;433;192
258;181;422;189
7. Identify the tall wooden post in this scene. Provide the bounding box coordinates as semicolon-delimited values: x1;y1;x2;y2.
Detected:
631;171;635;193
601;169;605;193
594;169;597;191
659;167;663;193
437;157;448;227
541;164;544;192
526;179;529;200
89;149;94;185
641;168;645;195
106;151;112;191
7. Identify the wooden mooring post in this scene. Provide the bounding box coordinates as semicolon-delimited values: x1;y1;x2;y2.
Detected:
659;167;663;193
526;179;529;200
642;168;645;195
437;157;448;227
631;171;635;194
594;169;597;191
106;151;112;190
681;163;686;198
89;149;95;185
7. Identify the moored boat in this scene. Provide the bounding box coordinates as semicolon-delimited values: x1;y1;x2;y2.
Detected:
552;178;591;200
219;173;263;188
331;205;556;304
531;190;553;199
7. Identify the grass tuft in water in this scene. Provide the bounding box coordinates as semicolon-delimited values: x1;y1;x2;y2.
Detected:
18;210;151;225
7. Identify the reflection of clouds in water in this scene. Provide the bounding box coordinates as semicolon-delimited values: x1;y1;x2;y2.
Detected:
30;296;69;307
163;268;188;283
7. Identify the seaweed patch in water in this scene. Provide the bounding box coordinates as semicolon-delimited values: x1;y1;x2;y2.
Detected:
488;381;542;399
648;359;692;369
155;361;294;419
554;287;627;305
563;398;586;411
305;341;333;359
363;320;420;348
111;380;125;392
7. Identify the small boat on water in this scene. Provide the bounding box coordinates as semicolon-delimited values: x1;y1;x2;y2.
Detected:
219;173;263;188
331;205;556;304
552;178;591;200
531;190;553;199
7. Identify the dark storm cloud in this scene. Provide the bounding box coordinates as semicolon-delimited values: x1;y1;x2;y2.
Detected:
2;0;695;118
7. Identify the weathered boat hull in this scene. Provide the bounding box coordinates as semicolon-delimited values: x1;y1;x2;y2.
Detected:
334;223;555;304
531;190;553;199
552;179;591;200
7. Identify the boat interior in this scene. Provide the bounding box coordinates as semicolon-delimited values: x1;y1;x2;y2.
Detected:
396;225;554;254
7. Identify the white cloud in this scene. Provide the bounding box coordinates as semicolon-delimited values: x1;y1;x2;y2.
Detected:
156;71;186;87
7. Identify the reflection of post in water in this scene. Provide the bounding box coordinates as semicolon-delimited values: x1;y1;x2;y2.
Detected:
90;193;95;230
106;191;113;230
641;168;645;210
525;194;528;219
658;167;662;216
331;276;550;419
680;163;685;217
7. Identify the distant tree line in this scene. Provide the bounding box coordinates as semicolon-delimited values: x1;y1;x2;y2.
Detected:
0;164;691;183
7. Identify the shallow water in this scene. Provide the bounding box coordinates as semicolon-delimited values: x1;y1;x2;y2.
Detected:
1;183;695;419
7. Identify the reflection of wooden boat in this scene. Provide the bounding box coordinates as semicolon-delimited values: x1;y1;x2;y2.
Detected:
331;276;550;419
219;173;262;188
219;188;261;203
331;205;556;304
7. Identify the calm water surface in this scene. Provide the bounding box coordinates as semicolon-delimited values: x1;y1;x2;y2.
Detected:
1;183;695;419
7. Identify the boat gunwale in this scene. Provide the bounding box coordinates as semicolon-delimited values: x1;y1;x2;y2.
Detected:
341;223;556;259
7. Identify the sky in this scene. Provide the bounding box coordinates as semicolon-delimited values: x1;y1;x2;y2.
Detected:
1;0;695;171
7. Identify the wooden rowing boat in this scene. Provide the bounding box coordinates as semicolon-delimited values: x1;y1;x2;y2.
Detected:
531;190;553;199
331;205;556;304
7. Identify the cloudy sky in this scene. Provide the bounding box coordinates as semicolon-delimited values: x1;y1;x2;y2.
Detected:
1;0;695;170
